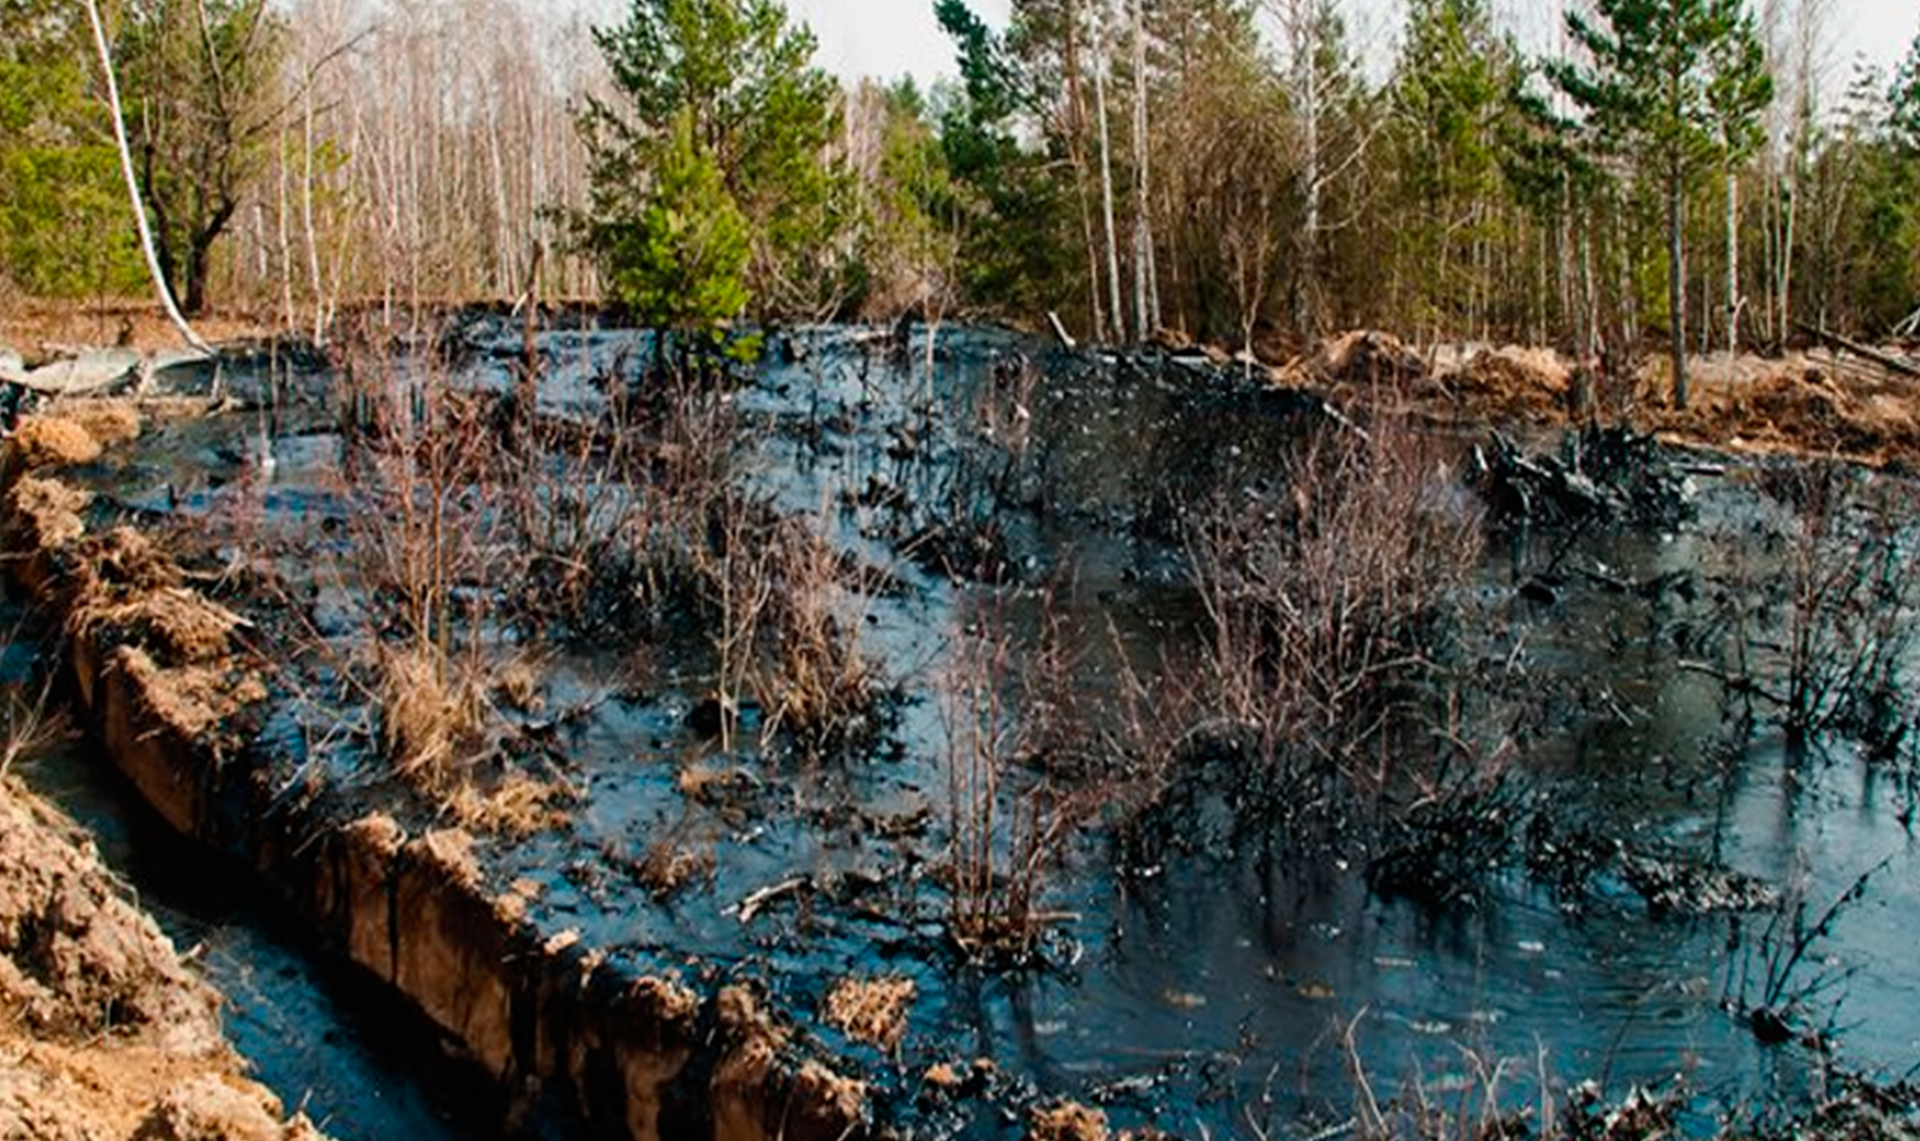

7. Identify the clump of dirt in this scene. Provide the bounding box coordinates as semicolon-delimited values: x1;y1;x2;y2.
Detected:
1272;334;1920;468
0;779;218;1048
86;527;185;593
48;401;143;450
1299;330;1429;390
822;974;915;1052
71;587;246;667
112;645;269;743
1439;346;1572;422
1694;364;1920;464
711;985;867;1141
0;776;326;1141
1028;1100;1111;1141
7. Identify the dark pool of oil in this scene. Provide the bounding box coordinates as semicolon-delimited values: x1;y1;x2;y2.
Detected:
45;320;1920;1137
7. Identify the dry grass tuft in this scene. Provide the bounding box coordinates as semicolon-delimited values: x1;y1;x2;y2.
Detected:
491;657;545;714
4;417;102;474
3;476;91;551
374;645;485;784
634;838;715;900
443;771;569;838
823;974;916;1052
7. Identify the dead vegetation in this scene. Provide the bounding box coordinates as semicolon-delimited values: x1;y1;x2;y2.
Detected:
1185;418;1483;774
822;974;915;1053
1275;331;1920;469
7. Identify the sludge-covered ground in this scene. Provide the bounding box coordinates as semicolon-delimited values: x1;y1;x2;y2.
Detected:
36;312;1920;1138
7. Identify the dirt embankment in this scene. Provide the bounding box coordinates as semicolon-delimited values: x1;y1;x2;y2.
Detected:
0;776;326;1141
0;303;271;358
1276;331;1920;468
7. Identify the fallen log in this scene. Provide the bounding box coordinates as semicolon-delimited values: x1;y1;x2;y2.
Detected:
1793;321;1920;380
1046;310;1076;350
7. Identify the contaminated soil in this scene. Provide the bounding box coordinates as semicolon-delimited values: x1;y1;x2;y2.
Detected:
5;307;1920;1140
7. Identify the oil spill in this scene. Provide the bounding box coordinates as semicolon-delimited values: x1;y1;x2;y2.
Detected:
46;317;1920;1137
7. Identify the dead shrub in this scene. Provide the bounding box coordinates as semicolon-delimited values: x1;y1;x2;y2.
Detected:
753;517;882;758
940;599;1090;963
1189;419;1483;772
1715;462;1920;753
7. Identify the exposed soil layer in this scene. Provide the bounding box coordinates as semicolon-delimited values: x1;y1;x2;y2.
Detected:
1278;330;1920;468
0;774;326;1141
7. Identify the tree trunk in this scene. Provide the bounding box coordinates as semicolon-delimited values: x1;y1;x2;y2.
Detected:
183;200;235;316
1129;0;1157;339
83;0;209;352
1064;2;1106;342
1093;23;1125;344
1667;163;1689;409
1290;0;1321;339
1725;167;1740;353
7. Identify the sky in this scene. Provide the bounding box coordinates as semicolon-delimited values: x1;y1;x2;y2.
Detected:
784;0;1918;97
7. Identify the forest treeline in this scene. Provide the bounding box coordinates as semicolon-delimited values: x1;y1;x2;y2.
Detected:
2;0;1917;371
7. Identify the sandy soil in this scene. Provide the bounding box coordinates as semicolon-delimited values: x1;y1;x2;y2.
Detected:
0;775;325;1141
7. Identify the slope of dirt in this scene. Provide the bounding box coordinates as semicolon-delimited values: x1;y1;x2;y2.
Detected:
0;774;325;1141
1273;333;1920;468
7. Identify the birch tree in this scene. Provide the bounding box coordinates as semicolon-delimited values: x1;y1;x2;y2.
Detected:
82;0;208;349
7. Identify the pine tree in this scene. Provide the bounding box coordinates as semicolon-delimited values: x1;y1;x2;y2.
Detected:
580;0;847;323
1550;0;1772;407
1390;0;1522;338
1894;31;1920;154
0;1;142;299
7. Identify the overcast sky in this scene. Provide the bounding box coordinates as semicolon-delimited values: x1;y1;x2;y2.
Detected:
784;0;1917;98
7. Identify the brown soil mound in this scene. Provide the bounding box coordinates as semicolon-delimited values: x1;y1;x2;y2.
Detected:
1307;330;1430;389
1438;346;1573;422
0;303;268;357
1688;364;1920;465
0;777;326;1141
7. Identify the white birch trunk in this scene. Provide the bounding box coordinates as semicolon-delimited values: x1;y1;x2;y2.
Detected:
83;0;210;354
